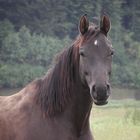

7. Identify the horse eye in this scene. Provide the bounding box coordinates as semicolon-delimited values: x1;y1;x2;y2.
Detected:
110;51;114;56
107;50;114;57
108;71;111;75
80;52;85;57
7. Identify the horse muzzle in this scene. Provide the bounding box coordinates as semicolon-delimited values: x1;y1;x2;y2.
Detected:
90;84;111;106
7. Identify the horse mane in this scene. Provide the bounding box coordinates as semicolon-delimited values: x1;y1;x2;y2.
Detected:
35;38;81;116
35;26;99;117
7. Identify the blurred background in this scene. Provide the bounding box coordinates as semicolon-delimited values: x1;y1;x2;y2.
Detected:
0;0;140;139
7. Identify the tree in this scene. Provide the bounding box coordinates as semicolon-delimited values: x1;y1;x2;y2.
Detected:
122;0;140;41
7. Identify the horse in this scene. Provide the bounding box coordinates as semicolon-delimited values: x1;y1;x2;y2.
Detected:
0;14;113;140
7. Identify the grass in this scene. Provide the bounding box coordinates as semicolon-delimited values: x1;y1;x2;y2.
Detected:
90;100;140;140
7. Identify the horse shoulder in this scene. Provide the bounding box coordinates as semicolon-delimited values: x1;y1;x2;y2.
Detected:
0;84;38;140
0;93;24;140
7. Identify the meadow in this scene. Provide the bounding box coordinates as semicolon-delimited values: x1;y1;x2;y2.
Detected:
91;100;140;140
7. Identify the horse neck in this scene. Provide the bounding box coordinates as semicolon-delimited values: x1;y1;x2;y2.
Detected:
69;83;93;136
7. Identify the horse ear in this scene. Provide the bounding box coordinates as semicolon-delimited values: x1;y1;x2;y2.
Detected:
100;15;111;35
79;15;89;35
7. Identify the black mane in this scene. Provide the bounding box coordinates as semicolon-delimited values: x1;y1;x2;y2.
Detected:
35;42;80;116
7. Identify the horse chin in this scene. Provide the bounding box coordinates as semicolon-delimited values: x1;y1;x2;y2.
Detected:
94;100;108;106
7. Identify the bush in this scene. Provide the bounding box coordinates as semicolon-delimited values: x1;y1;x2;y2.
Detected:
0;23;72;88
0;64;46;87
0;20;140;89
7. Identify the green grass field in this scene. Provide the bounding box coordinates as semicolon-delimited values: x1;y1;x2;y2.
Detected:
90;100;140;140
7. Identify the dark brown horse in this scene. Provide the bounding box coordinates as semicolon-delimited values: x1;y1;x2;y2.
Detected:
0;15;113;140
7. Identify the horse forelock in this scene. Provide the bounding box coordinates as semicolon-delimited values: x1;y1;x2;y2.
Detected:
78;25;100;47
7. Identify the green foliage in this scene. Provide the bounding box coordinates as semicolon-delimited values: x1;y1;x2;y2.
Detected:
0;1;140;88
122;0;140;41
0;21;71;87
0;64;46;87
111;31;140;88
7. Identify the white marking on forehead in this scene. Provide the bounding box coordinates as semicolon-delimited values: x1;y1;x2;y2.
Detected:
94;40;98;45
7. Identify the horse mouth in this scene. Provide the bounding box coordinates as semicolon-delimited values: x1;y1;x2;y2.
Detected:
90;93;109;106
93;99;108;106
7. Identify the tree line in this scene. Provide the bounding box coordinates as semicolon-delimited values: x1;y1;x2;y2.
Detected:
0;0;140;88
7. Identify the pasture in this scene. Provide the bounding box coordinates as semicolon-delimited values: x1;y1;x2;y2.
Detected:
91;100;140;140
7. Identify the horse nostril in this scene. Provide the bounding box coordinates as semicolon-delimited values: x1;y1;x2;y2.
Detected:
92;85;97;98
107;84;111;96
107;84;110;90
84;71;89;76
92;85;96;92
